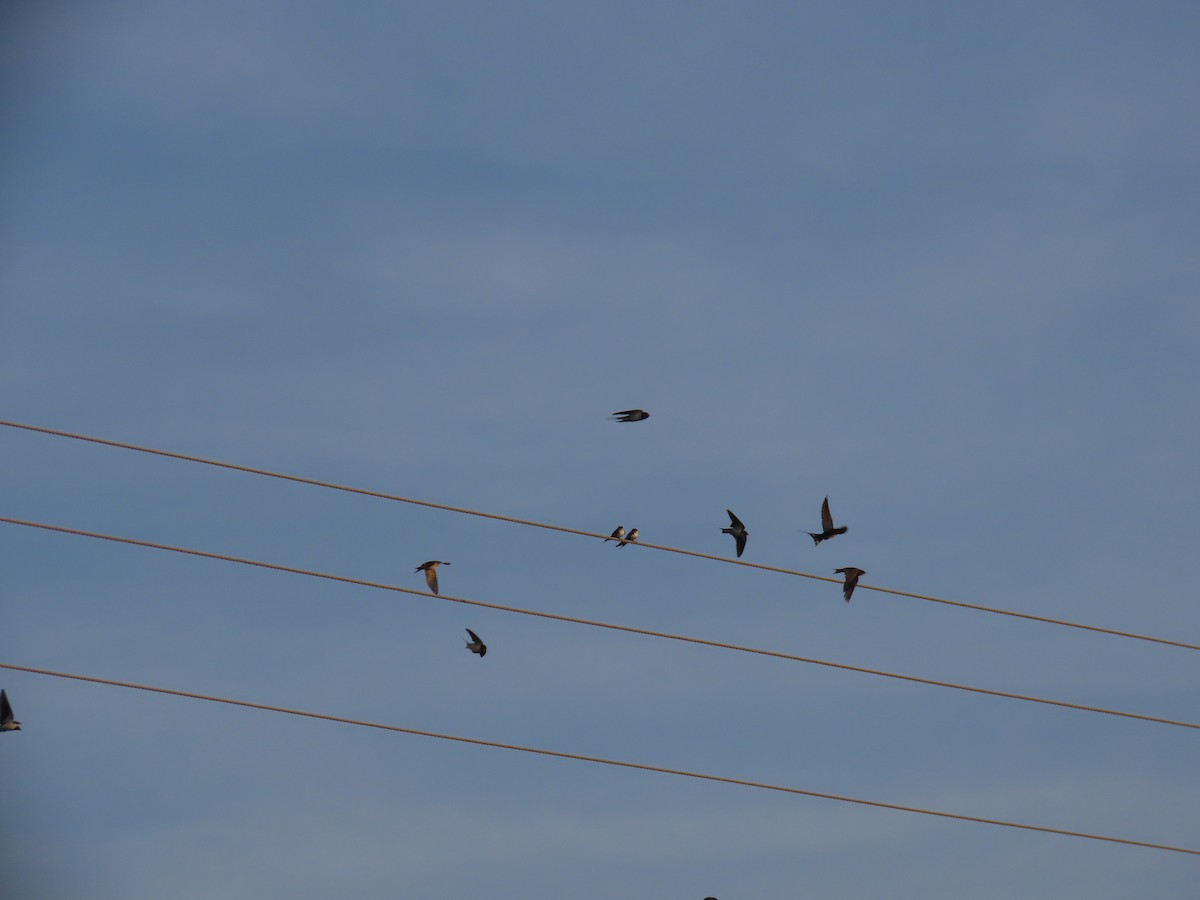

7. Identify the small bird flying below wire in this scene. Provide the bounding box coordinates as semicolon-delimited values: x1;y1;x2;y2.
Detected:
616;527;639;547
721;509;748;558
464;628;487;657
611;409;650;422
835;567;866;602
0;689;20;732
414;560;450;594
605;525;625;543
806;496;848;545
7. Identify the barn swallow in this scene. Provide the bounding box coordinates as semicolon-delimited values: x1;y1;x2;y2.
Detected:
0;689;20;732
464;628;487;657
834;567;866;602
721;509;748;558
806;496;848;545
605;525;625;543
611;409;650;422
616;527;639;547
414;560;450;594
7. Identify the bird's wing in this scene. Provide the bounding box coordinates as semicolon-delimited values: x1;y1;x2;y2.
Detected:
466;628;481;643
612;409;639;416
425;568;439;593
726;509;744;530
820;497;834;531
734;533;747;557
0;690;10;722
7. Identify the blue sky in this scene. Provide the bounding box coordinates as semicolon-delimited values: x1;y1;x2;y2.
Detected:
2;2;1199;897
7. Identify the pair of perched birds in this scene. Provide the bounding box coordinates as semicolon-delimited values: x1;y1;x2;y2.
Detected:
722;497;866;602
1;689;21;732
413;561;487;658
604;525;639;547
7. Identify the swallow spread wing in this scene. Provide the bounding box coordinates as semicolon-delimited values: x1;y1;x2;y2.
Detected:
414;560;449;594
465;628;487;657
807;496;848;545
834;567;866;602
605;525;625;542
611;409;650;422
616;527;639;547
0;689;20;732
721;509;748;558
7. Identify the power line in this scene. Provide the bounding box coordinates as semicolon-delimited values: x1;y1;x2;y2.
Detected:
3;514;1196;732
2;661;1196;858
2;418;1195;653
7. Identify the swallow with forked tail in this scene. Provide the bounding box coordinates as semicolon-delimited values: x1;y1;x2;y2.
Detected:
721;509;748;558
611;409;650;422
806;496;848;545
464;628;487;657
415;560;450;594
835;567;866;602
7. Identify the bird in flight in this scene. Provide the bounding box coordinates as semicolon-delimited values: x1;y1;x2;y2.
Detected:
414;560;450;594
605;525;625;543
721;509;748;558
616;527;639;547
806;496;848;545
0;689;20;732
611;409;650;422
464;628;487;657
835;567;866;602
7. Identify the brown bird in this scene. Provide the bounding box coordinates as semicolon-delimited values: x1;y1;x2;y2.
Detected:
616;527;639;547
605;525;625;543
414;560;450;594
611;409;650;422
0;689;20;732
806;496;848;545
835;567;866;602
464;628;487;657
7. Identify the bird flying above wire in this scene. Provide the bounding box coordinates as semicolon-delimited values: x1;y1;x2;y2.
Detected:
414;560;450;594
464;628;487;657
611;409;650;422
721;509;748;558
835;567;866;602
806;496;848;545
605;525;625;543
0;689;20;732
616;527;639;547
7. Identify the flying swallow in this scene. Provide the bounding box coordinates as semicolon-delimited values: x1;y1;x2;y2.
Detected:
464;628;487;657
605;525;625;543
611;409;650;423
0;689;20;732
616;527;639;547
721;509;748;558
834;567;866;602
414;560;450;594
806;496;848;545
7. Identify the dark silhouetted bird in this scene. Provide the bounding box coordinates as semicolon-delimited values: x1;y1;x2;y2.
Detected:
0;689;20;732
415;560;450;594
464;628;487;657
605;525;625;543
835;567;866;602
611;409;650;422
721;509;748;558
806;496;848;545
616;527;639;547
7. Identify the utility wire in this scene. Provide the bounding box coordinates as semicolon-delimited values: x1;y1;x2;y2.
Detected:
2;418;1195;653
1;661;1196;858
3;515;1196;732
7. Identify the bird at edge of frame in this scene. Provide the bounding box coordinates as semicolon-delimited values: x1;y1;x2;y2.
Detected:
1;689;20;732
611;409;650;422
464;628;487;657
415;560;450;594
806;496;848;545
835;567;866;602
721;509;748;558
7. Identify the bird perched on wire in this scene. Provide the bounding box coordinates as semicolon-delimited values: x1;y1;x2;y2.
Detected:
721;509;748;558
611;409;650;422
0;689;20;732
605;525;625;543
806;496;848;545
835;567;866;602
464;628;487;657
414;560;450;594
616;527;639;547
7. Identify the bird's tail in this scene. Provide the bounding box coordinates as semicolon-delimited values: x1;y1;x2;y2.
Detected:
807;532;823;545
